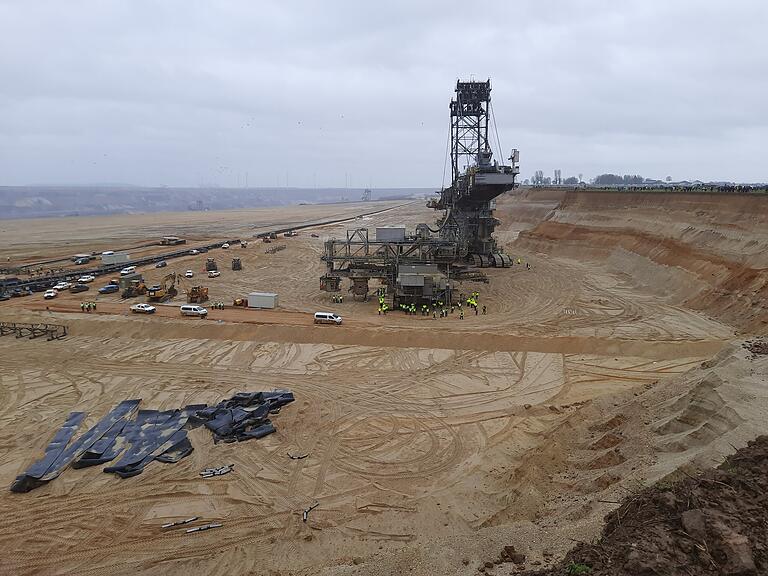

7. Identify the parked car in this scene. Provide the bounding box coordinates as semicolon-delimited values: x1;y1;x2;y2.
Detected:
221;243;230;249
11;288;32;297
43;289;58;299
313;312;342;325
74;258;90;265
54;282;71;291
120;266;136;276
189;249;200;255
185;270;194;278
78;275;96;283
198;247;208;253
155;260;167;268
180;304;207;318
98;284;119;294
130;303;156;314
310;233;319;238
70;283;90;294
207;270;220;278
102;251;115;256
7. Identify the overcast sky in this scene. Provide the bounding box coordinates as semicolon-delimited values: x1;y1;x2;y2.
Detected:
1;1;766;188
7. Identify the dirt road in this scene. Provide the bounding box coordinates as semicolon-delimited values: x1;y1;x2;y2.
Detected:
7;299;725;359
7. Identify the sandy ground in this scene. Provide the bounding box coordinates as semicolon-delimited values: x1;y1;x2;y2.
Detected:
0;189;766;575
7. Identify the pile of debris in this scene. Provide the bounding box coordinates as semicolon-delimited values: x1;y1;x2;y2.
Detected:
743;338;768;357
519;435;768;575
265;244;286;254
10;390;294;493
0;321;68;340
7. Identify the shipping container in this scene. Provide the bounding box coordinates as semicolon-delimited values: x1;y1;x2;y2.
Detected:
102;252;131;265
248;292;278;309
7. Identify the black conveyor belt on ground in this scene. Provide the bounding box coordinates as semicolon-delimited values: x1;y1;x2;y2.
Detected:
10;392;294;493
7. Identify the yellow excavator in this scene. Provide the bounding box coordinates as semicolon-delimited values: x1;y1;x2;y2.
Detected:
146;272;178;302
122;279;147;298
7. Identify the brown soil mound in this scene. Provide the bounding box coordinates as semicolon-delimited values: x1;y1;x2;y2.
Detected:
519;435;768;575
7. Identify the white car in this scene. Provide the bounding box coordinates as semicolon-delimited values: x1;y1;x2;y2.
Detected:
78;275;96;283
120;266;136;276
180;304;207;318
190;249;200;255
43;289;58;299
185;270;194;278
313;312;343;325
221;243;230;249
130;303;156;314
53;282;71;291
208;270;220;278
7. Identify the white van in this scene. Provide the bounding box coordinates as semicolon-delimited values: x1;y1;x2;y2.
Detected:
313;312;342;325
120;266;136;276
180;305;208;318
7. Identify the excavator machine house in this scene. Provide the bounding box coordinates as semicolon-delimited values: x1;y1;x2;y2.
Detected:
146;272;178;302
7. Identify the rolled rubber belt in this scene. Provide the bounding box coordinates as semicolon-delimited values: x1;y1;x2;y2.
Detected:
10;392;295;492
11;399;140;492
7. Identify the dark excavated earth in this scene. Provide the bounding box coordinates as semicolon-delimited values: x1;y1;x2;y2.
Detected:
518;435;768;576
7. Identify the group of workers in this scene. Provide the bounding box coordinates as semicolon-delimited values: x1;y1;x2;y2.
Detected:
373;290;488;320
80;301;97;312
211;302;226;309
465;291;487;316
362;257;534;319
331;294;344;304
377;289;388;314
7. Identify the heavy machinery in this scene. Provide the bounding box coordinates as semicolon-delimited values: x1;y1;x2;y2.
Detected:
429;79;519;266
205;258;217;272
233;297;247;307
231;258;242;271
186;285;209;303
146;272;178;302
240;241;248;248
319;78;519;306
121;279;147;299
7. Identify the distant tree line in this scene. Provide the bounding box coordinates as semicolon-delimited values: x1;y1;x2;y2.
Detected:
527;172;644;187
528;171;582;186
592;173;644;185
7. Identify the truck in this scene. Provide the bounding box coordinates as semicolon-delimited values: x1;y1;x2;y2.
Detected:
186;285;209;303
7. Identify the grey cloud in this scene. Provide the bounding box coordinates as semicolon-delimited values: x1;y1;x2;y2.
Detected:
0;0;765;187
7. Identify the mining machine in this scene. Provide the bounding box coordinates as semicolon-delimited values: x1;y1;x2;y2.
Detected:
430;79;519;266
146;272;178;303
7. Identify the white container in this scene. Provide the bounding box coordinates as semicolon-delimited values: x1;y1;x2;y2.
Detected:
248;292;278;309
102;252;130;265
